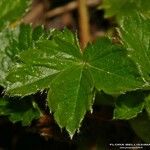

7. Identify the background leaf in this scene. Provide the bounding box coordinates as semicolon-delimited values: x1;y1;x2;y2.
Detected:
119;12;150;84
0;0;31;30
0;24;49;87
0;97;40;126
101;0;150;21
113;92;145;120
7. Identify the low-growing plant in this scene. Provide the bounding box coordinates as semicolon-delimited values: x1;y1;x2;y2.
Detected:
0;0;150;144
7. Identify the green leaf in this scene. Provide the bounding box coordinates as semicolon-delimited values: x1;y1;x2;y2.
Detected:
0;0;31;30
101;0;150;21
130;113;150;143
0;98;40;126
119;12;150;84
5;29;144;136
101;0;132;18
113;92;145;120
83;38;144;94
48;65;94;136
6;29;92;136
0;24;49;87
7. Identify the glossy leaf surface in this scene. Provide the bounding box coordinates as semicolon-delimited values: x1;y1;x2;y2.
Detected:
0;24;49;87
83;38;143;94
5;28;143;136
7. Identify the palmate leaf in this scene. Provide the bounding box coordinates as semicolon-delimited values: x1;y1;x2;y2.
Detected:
5;27;144;136
0;98;40;126
101;0;150;21
0;0;31;30
0;24;49;87
119;12;150;85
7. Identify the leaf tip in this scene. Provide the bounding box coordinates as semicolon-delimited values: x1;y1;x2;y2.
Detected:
66;128;76;140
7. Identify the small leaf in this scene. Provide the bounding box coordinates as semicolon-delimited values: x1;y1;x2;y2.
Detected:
113;92;145;120
0;0;31;30
130;113;150;143
119;12;150;84
0;98;40;126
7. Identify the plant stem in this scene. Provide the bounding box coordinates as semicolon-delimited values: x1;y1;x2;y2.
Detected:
78;0;91;49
